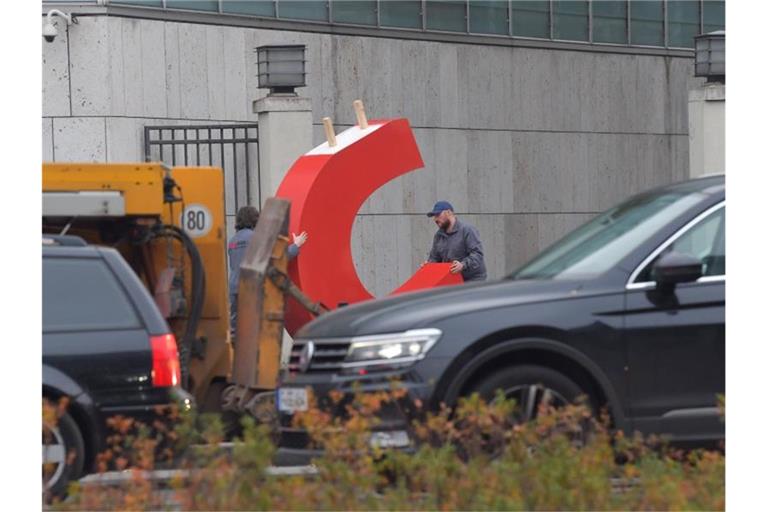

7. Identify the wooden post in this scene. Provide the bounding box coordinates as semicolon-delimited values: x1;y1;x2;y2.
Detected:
322;117;337;147
353;100;369;129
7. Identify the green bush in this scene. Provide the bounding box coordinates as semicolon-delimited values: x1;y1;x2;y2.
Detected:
48;386;725;511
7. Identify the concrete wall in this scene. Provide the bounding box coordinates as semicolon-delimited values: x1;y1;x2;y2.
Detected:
688;83;725;178
42;16;696;297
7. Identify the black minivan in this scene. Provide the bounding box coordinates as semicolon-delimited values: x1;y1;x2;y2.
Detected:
277;175;725;460
42;235;193;496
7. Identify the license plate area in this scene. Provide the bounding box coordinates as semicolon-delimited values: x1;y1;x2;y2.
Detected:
277;387;309;413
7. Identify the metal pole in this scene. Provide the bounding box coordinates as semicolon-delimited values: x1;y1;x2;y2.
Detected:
232;126;240;207
195;127;201;165
143;126;151;162
184;128;189;165
244;126;252;206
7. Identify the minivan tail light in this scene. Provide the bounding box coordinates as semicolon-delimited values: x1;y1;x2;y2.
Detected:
150;334;180;387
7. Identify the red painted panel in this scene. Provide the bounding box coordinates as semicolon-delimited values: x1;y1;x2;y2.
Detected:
391;263;464;295
276;118;463;334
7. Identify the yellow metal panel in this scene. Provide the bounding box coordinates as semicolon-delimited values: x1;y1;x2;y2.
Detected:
163;166;233;402
162;167;229;322
42;162;165;215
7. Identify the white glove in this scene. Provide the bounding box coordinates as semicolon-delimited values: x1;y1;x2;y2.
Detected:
292;231;308;248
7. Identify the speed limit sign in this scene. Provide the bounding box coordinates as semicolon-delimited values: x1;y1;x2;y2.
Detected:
179;204;213;238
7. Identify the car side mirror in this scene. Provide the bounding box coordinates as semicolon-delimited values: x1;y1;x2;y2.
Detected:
652;251;703;289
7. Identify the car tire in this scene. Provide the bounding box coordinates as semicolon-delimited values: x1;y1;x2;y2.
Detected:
43;410;85;500
469;364;591;422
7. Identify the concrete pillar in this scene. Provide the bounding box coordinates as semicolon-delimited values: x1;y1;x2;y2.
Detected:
688;84;725;178
253;94;313;206
253;93;313;365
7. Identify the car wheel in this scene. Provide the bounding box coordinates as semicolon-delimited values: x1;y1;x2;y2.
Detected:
43;410;85;500
470;364;590;423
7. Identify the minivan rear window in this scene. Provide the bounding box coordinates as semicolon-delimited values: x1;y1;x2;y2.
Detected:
43;257;141;332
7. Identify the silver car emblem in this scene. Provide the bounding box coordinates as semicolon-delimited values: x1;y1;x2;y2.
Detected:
298;341;315;373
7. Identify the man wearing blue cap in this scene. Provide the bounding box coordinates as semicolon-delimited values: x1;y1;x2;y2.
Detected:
426;200;487;281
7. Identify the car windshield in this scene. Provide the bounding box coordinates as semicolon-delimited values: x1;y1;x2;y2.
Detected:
507;187;706;281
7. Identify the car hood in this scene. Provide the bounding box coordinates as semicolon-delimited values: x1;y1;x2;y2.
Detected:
295;278;595;339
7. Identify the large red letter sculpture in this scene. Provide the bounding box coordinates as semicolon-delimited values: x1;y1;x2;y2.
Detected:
276;117;462;334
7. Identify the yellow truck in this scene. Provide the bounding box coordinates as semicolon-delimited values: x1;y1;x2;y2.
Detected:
42;162;322;422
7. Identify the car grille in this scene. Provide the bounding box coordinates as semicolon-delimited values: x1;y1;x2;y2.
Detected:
288;339;351;373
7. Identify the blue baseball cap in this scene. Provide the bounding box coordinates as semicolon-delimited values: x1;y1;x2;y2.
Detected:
427;200;454;217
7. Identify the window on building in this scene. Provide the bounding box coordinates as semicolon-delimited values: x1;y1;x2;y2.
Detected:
278;0;329;21
332;1;377;25
553;0;588;41
512;0;550;38
667;0;700;48
703;0;725;33
426;0;468;32
469;0;509;35
110;0;163;6
166;0;219;11
593;0;628;44
380;0;422;29
630;0;664;46
222;1;276;17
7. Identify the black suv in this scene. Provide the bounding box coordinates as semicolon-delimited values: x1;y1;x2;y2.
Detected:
278;175;725;460
42;236;193;496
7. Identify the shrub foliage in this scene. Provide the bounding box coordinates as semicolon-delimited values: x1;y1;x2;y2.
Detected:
45;387;725;510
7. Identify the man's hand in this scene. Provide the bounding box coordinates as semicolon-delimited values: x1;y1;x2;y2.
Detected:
450;260;464;274
292;231;308;247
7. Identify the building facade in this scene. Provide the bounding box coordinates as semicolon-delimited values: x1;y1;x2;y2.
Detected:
41;0;725;296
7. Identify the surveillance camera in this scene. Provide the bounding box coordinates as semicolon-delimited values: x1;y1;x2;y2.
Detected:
42;22;58;43
42;9;74;43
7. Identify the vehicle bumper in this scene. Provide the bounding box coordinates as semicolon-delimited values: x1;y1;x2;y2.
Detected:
277;359;450;459
98;386;195;429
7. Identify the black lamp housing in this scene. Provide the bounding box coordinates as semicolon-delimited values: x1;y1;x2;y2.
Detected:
256;45;307;94
694;31;725;83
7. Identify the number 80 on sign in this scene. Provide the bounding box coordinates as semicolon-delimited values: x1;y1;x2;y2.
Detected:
179;204;213;238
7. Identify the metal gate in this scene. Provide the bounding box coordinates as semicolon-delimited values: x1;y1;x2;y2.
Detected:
143;124;260;216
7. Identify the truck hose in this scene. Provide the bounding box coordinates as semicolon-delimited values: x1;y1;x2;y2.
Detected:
151;224;206;390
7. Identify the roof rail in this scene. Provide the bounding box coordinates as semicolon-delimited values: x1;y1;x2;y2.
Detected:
42;235;88;247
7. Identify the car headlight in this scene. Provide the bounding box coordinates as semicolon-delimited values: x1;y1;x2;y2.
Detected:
343;328;442;368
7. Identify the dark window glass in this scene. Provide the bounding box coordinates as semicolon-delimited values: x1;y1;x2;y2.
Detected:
278;0;329;21
166;0;219;11
509;187;708;280
111;0;163;6
222;1;276;17
593;1;628;44
668;0;700;47
332;1;377;25
703;0;725;33
638;206;725;281
553;0;588;41
43;258;141;332
470;1;509;35
512;0;550;38
381;0;422;28
630;0;664;46
426;0;467;32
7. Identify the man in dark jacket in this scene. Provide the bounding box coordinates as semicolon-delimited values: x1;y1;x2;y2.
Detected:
426;200;487;281
228;206;307;337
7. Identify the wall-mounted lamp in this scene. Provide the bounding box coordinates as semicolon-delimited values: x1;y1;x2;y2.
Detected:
256;45;307;95
694;30;725;83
